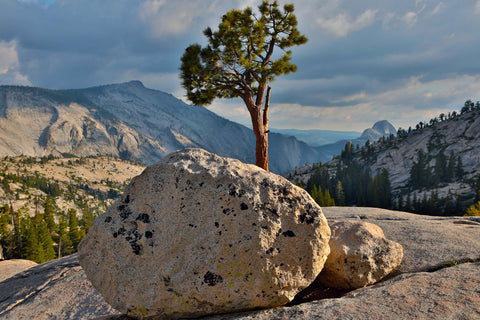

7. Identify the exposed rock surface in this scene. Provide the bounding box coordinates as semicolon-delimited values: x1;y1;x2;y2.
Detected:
287;110;480;202
3;207;479;320
318;221;403;290
205;262;480;320
0;82;324;173
0;254;118;320
0;259;37;282
78;148;331;319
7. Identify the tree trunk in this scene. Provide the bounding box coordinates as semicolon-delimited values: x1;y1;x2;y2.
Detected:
242;86;270;171
255;130;269;171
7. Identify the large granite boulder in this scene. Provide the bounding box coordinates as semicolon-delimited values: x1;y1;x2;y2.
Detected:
318;221;403;290
78;148;331;319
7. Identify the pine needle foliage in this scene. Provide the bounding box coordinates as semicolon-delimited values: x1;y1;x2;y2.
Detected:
180;0;307;170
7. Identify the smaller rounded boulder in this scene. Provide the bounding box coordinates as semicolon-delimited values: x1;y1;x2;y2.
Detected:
318;221;403;290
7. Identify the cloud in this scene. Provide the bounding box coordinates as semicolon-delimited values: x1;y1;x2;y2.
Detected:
0;40;30;85
138;0;199;38
1;0;480;132
431;2;445;15
316;9;378;37
402;11;418;27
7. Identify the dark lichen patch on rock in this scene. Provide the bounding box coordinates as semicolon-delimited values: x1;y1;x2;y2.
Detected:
118;204;132;220
104;216;112;223
136;213;150;223
299;211;317;225
282;230;296;237
125;229;143;255
240;203;249;210
203;271;223;287
145;231;153;238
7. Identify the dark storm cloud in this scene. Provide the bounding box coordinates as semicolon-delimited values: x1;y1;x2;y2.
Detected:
1;0;480;130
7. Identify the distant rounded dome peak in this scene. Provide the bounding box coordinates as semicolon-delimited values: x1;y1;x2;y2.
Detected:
372;120;396;134
125;80;144;87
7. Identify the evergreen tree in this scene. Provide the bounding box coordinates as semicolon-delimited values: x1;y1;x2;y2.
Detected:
81;203;96;235
456;156;464;179
22;210;56;263
22;216;44;262
334;180;346;206
37;216;56;262
56;214;72;257
434;151;447;183
321;189;335;206
341;141;354;163
9;205;24;259
68;209;84;252
409;149;430;189
42;195;57;233
397;194;404;211
446;151;456;182
0;204;12;258
180;1;307;171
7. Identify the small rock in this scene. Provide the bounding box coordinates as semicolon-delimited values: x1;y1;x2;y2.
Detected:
0;259;37;282
0;254;118;320
318;221;403;290
78;148;331;319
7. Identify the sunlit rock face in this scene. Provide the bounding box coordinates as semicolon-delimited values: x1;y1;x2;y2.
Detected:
78;148;331;319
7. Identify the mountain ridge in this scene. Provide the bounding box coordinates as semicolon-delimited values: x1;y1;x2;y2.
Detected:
286;106;480;214
0;81;324;173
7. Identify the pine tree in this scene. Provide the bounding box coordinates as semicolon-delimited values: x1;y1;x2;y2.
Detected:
334;180;346;206
310;185;321;204
180;1;307;171
68;209;84;252
42;195;57;233
10;205;24;259
455;156;464;179
37;217;56;262
22;210;56;263
81;203;96;235
434;151;447;183
57;214;72;258
397;194;404;211
446;151;456;182
322;189;335;206
22;216;44;263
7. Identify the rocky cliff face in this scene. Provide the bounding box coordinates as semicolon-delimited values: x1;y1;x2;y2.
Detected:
287;110;480;206
0;81;321;173
364;110;480;200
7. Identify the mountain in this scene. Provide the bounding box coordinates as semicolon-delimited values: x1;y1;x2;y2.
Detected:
359;120;397;141
270;128;360;147
312;120;397;163
0;81;321;173
0;155;145;220
364;111;480;202
286;107;480;214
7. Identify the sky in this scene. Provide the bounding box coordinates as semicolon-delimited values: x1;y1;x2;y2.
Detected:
1;0;480;131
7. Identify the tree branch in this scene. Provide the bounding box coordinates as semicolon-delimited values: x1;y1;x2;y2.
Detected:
263;86;271;131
